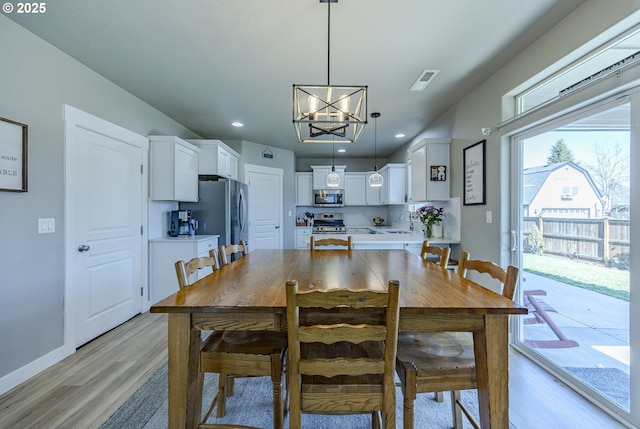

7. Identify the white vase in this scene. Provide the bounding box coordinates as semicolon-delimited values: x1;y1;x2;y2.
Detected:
432;223;443;238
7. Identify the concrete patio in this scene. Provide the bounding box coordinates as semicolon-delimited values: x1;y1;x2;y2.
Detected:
520;271;630;408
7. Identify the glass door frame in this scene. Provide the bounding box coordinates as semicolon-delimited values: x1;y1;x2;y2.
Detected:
507;91;638;427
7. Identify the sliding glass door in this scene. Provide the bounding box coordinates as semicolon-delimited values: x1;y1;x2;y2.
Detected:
511;94;636;424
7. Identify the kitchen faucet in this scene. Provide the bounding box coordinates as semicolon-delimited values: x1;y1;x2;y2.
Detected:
400;210;414;231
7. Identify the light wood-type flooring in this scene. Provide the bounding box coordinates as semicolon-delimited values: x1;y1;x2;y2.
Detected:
0;312;628;428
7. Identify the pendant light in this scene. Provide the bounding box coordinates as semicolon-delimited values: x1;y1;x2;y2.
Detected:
326;143;341;187
368;112;384;187
292;0;368;144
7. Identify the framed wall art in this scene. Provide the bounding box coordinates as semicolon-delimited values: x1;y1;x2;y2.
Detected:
430;165;446;181
0;116;28;192
463;139;485;205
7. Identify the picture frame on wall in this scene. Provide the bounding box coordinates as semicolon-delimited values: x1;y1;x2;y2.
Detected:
463;139;485;205
0;116;28;192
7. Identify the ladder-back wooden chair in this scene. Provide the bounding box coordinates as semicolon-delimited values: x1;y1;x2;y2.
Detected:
286;279;401;429
219;240;249;266
174;249;221;289
419;240;451;268
395;251;519;429
174;248;287;429
309;235;353;250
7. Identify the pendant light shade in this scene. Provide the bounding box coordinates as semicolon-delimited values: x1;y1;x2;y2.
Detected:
368;112;384;187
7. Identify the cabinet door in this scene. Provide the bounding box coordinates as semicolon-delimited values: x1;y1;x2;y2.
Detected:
296;173;313;206
313;168;328;189
229;153;239;180
410;144;427;202
217;147;230;178
344;173;366;205
365;174;381;205
386;165;406;205
173;143;199;202
425;142;450;201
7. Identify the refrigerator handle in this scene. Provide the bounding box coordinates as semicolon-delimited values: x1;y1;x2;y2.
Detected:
239;187;246;234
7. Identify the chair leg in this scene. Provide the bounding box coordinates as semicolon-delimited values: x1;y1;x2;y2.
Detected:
451;390;464;429
372;410;382;429
270;352;284;429
402;367;417;429
435;391;444;402
216;373;228;418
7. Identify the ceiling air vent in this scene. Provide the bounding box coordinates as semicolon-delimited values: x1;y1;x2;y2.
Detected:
410;69;439;92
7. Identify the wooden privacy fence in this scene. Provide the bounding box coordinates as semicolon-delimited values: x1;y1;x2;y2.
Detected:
523;216;630;268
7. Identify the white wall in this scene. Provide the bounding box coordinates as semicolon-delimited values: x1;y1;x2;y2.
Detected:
0;15;199;391
390;0;640;266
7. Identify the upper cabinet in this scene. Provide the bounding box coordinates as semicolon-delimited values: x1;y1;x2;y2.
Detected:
311;165;346;190
149;136;200;202
379;163;406;205
295;172;313;206
408;139;450;202
344;173;367;205
187;139;240;181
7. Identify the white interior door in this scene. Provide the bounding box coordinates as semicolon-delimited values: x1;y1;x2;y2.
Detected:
244;164;283;249
64;106;148;347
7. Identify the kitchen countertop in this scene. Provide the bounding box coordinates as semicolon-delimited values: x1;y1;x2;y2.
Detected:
149;235;220;243
297;226;459;245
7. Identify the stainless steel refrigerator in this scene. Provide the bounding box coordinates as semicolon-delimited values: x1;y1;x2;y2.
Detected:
180;178;248;247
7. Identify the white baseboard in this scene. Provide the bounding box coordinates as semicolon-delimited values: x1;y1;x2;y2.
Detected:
0;344;74;395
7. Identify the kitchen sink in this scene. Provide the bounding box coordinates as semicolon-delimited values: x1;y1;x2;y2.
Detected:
384;230;412;234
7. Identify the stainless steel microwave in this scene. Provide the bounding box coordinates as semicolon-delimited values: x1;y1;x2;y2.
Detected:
313;189;344;207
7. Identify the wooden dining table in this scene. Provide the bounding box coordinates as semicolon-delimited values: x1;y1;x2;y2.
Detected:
151;249;527;429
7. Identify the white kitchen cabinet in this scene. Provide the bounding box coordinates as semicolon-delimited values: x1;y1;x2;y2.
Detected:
149;136;200;202
408;139;450;202
149;235;219;304
311;165;346;190
344;173;366;205
345;172;382;205
187;139;240;181
295;172;313;206
295;227;312;249
379;163;406;205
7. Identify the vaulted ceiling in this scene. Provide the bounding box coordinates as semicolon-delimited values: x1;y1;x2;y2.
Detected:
8;0;587;157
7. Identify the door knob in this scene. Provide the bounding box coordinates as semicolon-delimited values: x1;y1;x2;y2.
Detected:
77;244;91;252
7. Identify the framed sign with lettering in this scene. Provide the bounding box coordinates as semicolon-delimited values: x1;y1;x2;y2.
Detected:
463;139;485;205
0;117;28;192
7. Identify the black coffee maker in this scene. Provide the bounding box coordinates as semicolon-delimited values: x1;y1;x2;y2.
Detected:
168;210;198;237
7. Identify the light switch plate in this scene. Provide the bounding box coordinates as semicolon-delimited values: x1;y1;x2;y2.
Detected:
38;218;55;233
486;211;492;224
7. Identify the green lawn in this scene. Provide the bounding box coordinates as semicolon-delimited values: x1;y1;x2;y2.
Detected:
523;253;630;301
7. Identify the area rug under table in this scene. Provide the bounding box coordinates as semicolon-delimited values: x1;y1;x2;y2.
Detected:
101;362;516;429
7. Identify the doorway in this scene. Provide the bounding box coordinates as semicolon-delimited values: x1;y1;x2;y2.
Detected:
511;96;634;421
244;163;283;250
64;105;148;347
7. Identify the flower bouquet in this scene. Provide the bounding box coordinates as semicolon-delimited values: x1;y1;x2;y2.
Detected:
417;205;443;238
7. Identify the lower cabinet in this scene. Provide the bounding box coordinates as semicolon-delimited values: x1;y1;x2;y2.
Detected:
296;228;312;249
149;235;219;304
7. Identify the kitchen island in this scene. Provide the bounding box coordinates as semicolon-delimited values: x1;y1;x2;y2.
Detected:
295;226;459;255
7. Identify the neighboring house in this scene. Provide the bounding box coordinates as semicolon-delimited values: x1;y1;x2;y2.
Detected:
523;161;604;219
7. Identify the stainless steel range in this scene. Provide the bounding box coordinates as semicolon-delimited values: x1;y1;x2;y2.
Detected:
312;213;346;234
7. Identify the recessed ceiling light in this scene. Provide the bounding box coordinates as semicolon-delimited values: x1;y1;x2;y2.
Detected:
231;121;243;127
337;148;346;153
395;133;405;138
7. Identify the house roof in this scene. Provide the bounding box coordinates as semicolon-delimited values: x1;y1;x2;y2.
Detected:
522;161;604;206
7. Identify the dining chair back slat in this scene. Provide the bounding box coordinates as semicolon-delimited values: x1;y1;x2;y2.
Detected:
419;241;451;268
309;236;353;250
286;279;400;429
